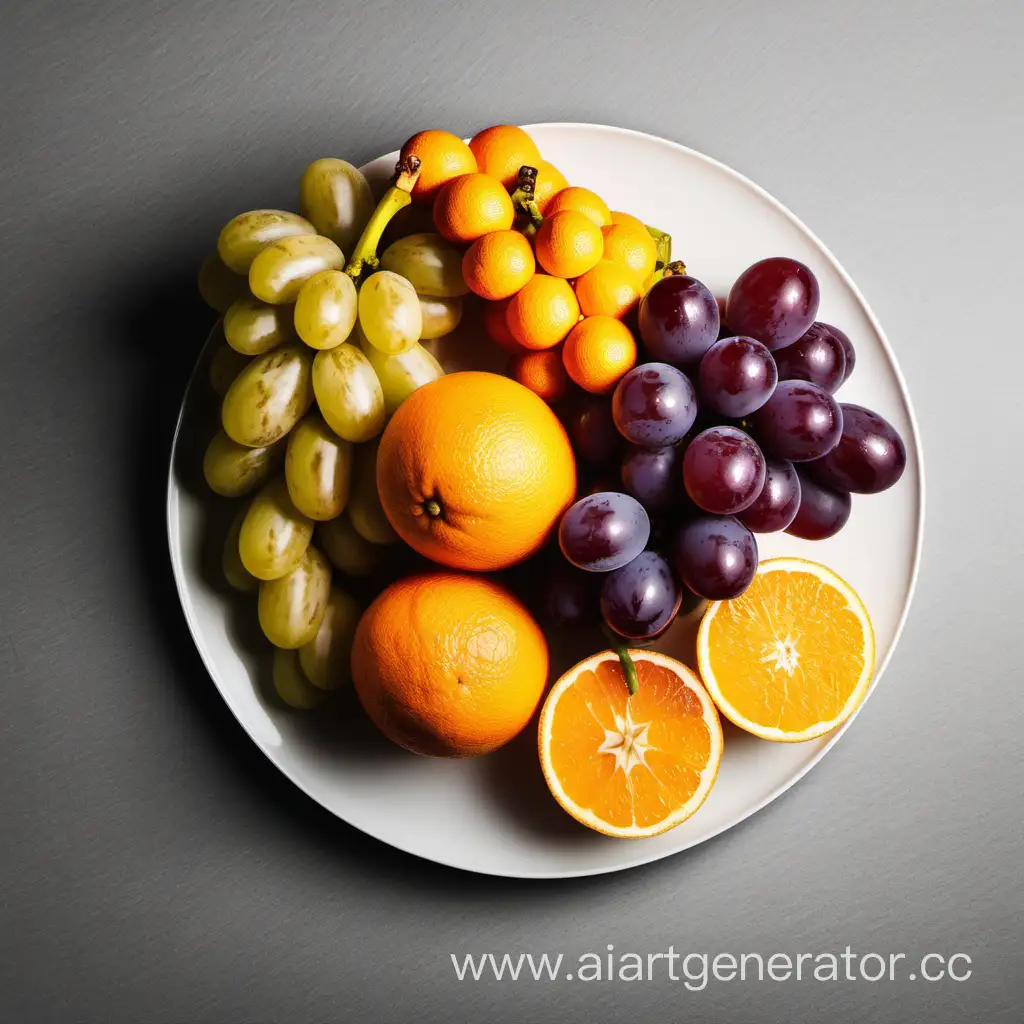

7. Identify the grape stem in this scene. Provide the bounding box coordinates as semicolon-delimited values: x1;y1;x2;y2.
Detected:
344;156;422;282
601;626;640;696
510;165;544;233
661;259;688;277
646;225;673;269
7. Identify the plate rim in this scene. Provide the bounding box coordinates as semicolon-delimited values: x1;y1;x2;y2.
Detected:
167;121;926;880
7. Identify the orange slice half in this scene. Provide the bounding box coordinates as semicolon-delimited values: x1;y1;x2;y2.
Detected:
697;557;876;743
538;650;723;838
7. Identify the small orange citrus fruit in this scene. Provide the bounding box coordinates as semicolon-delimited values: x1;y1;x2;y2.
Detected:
462;229;535;300
697;558;876;742
545;186;612;227
534;210;604;279
573;260;644;319
399;130;478;205
353;572;549;757
600;223;658;281
538;649;723;837
509;346;571;404
482;297;524;352
534;161;569;214
562;315;637;393
468;125;542;188
609;210;647;232
433;173;515;244
376;372;577;570
506;274;581;350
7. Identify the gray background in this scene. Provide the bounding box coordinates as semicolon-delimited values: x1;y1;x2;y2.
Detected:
2;0;1021;1020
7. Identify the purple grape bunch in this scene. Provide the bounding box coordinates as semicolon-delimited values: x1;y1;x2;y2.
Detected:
547;256;907;641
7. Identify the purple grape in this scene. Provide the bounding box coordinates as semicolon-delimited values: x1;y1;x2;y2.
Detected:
725;257;820;351
565;395;625;468
682;426;766;515
749;380;843;462
671;515;759;600
806;404;906;493
544;563;600;628
772;322;847;393
786;471;851;540
638;274;720;365
737;458;801;533
698;336;778;417
620;444;684;511
611;362;698;447
558;492;650;572
831;324;856;383
600;551;681;640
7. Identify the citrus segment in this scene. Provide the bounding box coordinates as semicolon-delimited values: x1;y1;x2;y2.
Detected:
538;650;723;837
697;557;876;742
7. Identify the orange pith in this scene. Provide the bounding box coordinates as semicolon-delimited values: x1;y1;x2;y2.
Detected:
376;372;577;571
506;274;581;350
697;558;876;742
534;210;604;279
573;259;644;319
562;315;637;393
399;130;478;204
462;229;535;300
538;650;723;837
468;125;542;189
545;186;612;227
433;173;515;244
600;223;658;281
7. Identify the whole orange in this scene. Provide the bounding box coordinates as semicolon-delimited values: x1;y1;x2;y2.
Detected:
468;125;542;188
376;372;577;570
545;186;612;227
573;260;644;319
562;315;637;393
482;297;524;352
609;210;647;232
534;210;604;279
462;229;535;300
600;223;658;281
505;274;581;350
509;346;571;404
433;173;515;244
534;161;569;214
399;130;478;205
353;572;549;757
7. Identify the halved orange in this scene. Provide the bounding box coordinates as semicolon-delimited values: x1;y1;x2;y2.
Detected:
538;650;723;837
697;558;876;742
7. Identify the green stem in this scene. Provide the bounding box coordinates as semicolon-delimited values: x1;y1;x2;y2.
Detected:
601;626;640;696
344;156;421;282
645;225;672;269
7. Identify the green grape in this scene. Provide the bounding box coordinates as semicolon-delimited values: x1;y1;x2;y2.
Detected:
316;514;381;576
311;343;385;442
198;251;248;312
299;158;375;255
249;235;344;305
358;332;444;414
298;587;361;690
379;233;469;298
358;270;422;354
238;477;313;580
418;293;463;339
258;545;331;649
203;429;281;498
348;441;399;545
217;209;316;273
223;296;295;355
272;647;327;709
223;509;258;593
209;343;251;397
284;415;352;520
293;270;357;350
222;344;313;447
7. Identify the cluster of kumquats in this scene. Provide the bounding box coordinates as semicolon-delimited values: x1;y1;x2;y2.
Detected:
399;125;664;401
194;124;903;840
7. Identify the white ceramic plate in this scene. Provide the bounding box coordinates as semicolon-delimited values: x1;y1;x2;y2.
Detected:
168;123;924;879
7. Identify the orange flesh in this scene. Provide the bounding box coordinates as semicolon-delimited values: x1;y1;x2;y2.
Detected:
547;660;713;830
704;569;868;733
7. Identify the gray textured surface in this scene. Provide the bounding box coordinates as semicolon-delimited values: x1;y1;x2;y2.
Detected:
1;1;1021;1021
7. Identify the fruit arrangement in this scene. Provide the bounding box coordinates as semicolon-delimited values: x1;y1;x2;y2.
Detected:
194;124;907;840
